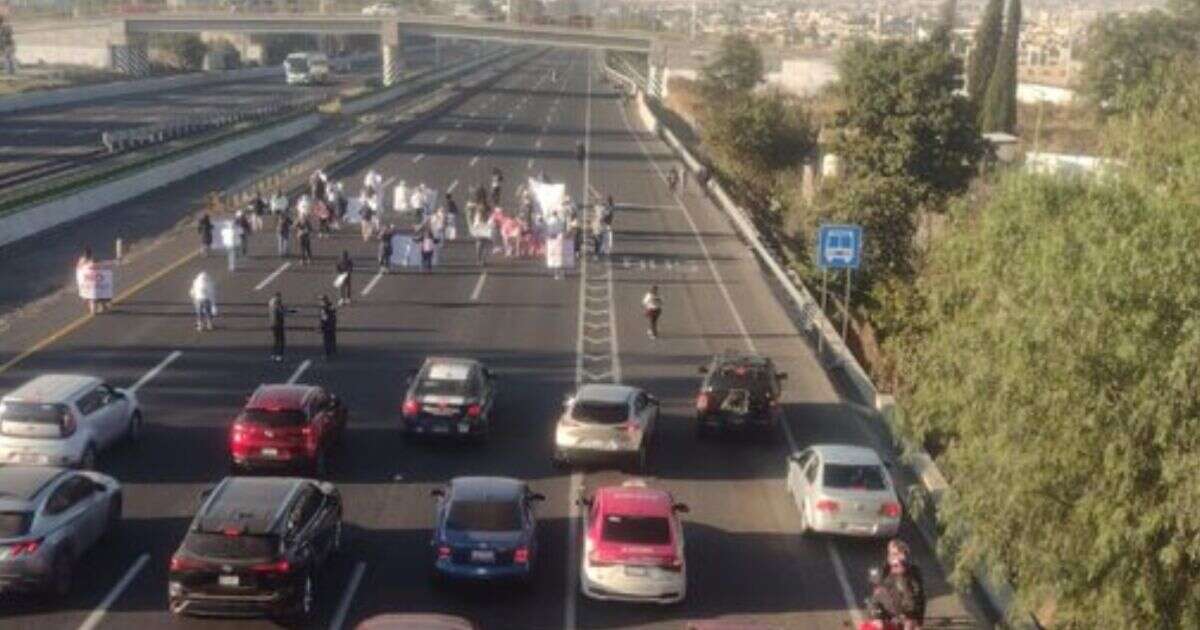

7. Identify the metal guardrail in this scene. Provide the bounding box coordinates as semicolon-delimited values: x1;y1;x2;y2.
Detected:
100;95;325;153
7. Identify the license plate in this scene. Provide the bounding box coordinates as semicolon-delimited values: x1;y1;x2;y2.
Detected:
261;448;278;457
624;566;649;577
218;575;240;587
425;406;456;416
470;550;495;563
18;453;44;464
582;440;602;449
458;423;470;434
432;425;450;434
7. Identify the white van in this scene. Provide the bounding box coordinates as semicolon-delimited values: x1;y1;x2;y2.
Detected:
284;52;331;85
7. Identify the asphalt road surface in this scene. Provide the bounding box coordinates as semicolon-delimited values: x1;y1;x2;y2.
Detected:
0;45;462;190
0;50;986;630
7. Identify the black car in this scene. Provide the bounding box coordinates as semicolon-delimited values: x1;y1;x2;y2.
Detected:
695;352;787;438
168;476;342;621
401;357;498;442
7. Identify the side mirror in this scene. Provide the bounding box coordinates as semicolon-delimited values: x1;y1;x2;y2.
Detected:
430;488;445;499
672;503;690;514
529;493;546;502
697;365;708;374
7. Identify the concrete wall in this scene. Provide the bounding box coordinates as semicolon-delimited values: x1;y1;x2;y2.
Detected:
12;23;113;68
0;115;320;250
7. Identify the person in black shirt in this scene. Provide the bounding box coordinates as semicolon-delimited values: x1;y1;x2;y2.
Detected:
336;250;354;305
267;292;295;362
318;294;337;359
198;214;214;256
297;219;313;266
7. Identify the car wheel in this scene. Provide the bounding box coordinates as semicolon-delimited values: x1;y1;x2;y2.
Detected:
50;552;73;598
79;445;97;471
126;411;143;444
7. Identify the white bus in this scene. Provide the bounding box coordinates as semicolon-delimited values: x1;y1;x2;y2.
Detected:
284;52;331;85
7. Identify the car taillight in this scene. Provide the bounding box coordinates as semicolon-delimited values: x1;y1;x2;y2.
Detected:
815;499;840;513
661;555;683;572
170;554;205;572
466;404;482;418
231;423;248;445
402;399;419;418
251;559;291;574
60;412;76;438
8;539;41;557
513;547;529;564
437;545;451;560
695;393;710;411
880;502;902;519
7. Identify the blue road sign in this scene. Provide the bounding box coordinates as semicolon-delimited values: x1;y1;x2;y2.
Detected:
817;224;863;270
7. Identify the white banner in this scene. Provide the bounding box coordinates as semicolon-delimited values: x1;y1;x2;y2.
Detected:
77;263;114;300
217;220;237;249
546;234;575;269
529;178;566;221
390;233;407;266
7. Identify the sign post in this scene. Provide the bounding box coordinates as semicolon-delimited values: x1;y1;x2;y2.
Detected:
815;224;863;355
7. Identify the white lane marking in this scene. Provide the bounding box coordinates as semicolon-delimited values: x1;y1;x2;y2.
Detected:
77;553;150;630
286;359;312;384
470;272;488;301
362;270;385;296
447;179;459;193
485;136;495;147
435;134;447;144
455;121;464;129
527;158;535;169
329;561;367;630
129;350;182;393
535;138;543;149
412;153;425;163
469;156;479;166
254;262;291;291
618;92;865;626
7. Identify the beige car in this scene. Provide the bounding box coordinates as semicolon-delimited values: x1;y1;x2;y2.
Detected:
553;384;658;472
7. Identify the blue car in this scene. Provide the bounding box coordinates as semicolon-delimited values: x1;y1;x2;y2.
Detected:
429;477;544;584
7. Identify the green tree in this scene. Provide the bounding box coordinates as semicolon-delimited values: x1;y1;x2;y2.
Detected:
929;0;957;49
980;0;1019;132
699;33;764;97
150;33;208;71
966;0;1003;106
1080;9;1199;117
703;89;816;195
832;39;984;202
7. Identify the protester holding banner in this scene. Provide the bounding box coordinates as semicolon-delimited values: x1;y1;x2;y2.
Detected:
189;271;217;331
335;250;354;305
76;247;112;315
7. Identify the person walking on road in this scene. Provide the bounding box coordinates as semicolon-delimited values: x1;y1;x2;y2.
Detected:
335;250;354;306
250;193;266;232
268;292;294;362
318;294;338;360
234;210;251;257
297;219;314;266
198;213;214;257
270;190;288;216
642;285;663;339
444;193;460;241
667;167;679;193
470;201;493;266
575;140;586;166
189;271;217;331
378;224;394;273
416;219;438;272
276;211;293;258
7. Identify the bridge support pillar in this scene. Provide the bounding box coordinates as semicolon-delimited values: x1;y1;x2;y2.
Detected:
109;22;149;78
380;22;404;87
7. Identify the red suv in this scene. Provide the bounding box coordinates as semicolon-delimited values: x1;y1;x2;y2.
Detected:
230;385;347;476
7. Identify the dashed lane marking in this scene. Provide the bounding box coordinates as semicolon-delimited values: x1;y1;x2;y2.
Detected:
469;156;479;166
129;350;182;393
254;262;291;291
485;136;495;147
435;134;447;144
447;179;459;193
412;153;425;163
362;270;385;296
76;553;149;630
329;561;367;630
287;359;311;384
470;272;488;301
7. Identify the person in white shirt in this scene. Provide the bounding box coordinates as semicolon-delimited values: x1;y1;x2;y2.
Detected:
296;193;313;224
189;271;217;331
394;180;410;213
270;191;288;216
641;285;662;339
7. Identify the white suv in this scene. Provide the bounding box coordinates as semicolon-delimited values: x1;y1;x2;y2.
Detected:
0;375;142;470
553;384;658;472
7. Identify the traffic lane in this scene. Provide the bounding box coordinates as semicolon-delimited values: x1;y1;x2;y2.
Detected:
597;90;984;625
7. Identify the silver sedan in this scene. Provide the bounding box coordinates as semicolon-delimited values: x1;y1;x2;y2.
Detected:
0;466;122;597
786;444;902;539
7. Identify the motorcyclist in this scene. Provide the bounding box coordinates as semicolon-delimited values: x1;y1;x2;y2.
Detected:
871;539;925;630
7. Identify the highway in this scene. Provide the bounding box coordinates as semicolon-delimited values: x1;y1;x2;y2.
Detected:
0;45;460;192
0;50;985;629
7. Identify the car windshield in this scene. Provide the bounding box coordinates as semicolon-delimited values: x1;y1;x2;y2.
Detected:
823;464;887;491
601;514;671;545
285;58;309;72
711;364;771;391
0;512;32;538
240;408;306;427
446;500;521;532
183;532;278;560
572;401;627;424
0;402;65;425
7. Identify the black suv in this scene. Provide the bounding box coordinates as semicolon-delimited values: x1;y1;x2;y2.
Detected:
168;476;342;622
695;352;787;438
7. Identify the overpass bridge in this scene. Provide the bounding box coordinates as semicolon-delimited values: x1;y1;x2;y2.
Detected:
14;13;656;85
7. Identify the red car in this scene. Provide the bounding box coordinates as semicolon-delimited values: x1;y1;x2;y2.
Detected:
230;384;347;476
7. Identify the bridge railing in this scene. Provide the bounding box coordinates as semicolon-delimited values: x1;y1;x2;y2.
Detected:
100;95;326;153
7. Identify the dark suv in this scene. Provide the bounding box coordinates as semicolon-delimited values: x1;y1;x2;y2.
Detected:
230;384;347;476
168;476;342;621
695;353;787;439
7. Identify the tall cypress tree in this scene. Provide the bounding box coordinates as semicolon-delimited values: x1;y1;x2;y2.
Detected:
981;0;1021;132
967;0;1004;105
930;0;958;50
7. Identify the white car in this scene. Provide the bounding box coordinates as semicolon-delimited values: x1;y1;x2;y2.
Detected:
579;480;688;604
362;3;399;15
0;375;142;470
553;384;658;472
786;444;901;538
